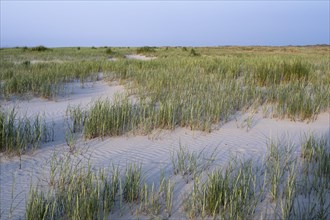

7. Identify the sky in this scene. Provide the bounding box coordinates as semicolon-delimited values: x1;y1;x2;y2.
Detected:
0;1;329;47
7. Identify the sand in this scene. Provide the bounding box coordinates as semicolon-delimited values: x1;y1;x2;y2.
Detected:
125;54;157;61
0;81;329;219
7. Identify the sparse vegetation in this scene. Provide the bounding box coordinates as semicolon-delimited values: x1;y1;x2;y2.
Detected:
183;136;330;219
23;135;329;219
26;155;175;219
26;155;120;220
171;144;217;182
1;46;329;218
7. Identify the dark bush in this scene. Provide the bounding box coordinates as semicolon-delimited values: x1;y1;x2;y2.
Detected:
136;46;156;54
22;60;31;66
189;48;200;56
31;46;50;52
105;48;114;55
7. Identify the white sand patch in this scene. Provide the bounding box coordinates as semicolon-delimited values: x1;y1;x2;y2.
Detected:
1;81;124;120
1;106;329;218
13;60;65;65
30;59;64;64
125;54;156;61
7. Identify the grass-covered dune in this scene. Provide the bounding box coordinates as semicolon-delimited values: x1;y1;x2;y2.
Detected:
1;46;329;152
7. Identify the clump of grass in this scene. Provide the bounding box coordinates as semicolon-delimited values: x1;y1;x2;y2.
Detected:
266;139;295;201
184;158;260;219
164;179;174;217
171;144;198;176
291;134;330;219
251;59;311;86
282;59;310;82
139;177;173;216
301;134;328;163
300;134;330;184
123;163;142;203
26;155;120;220
64;129;77;153
0;108;54;155
66;105;86;133
65;105;86;152
26;155;175;219
171;144;217;182
279;162;297;220
83;97;141;138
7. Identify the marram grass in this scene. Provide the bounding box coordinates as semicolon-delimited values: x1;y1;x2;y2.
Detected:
23;135;329;219
0;108;54;154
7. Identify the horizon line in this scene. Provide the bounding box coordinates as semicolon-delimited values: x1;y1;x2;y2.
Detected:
1;44;330;49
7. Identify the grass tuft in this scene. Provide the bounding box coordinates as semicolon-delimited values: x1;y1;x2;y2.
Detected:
0;108;54;155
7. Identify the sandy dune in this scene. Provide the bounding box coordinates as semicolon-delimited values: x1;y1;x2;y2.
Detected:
1;81;123;119
0;81;329;219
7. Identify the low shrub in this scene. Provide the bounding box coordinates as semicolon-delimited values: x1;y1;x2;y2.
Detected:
137;46;156;54
30;45;50;52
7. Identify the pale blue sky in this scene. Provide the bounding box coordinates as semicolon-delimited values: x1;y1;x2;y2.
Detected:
1;1;329;47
